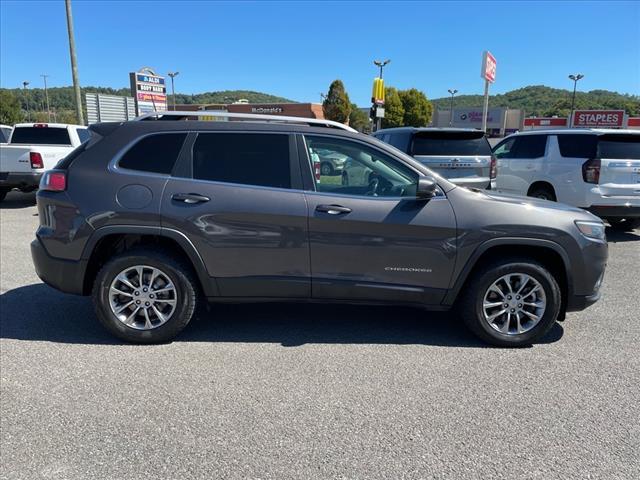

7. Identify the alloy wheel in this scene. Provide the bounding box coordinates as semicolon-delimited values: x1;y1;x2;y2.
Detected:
108;265;178;330
482;273;546;335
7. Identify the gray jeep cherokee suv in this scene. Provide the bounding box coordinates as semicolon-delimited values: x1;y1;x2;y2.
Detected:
31;114;607;346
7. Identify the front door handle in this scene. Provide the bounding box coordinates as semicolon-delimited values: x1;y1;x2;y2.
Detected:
315;204;352;215
171;193;210;204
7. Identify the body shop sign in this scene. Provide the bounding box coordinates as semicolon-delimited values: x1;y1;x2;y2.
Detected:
573;110;624;127
129;68;167;115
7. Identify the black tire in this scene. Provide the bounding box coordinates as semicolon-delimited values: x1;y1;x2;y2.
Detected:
92;247;198;343
606;218;640;232
0;188;9;202
528;186;556;202
321;162;334;176
457;258;561;347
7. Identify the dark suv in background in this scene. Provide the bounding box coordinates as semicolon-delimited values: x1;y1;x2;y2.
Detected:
372;127;496;190
31;113;607;346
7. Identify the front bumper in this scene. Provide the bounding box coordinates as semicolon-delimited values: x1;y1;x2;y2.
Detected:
31;238;87;295
0;172;42;190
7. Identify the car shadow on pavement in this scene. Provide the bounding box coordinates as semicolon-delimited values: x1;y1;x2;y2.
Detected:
605;227;640;243
0;283;565;348
0;191;37;209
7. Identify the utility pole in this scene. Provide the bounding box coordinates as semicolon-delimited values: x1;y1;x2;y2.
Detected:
568;73;584;128
65;0;84;125
41;74;51;122
167;71;179;110
447;89;458;127
23;81;30;121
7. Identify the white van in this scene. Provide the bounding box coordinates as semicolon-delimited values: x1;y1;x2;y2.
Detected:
493;129;640;231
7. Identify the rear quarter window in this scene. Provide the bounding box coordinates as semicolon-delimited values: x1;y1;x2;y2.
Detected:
411;131;491;156
597;135;640;160
557;134;597;158
118;133;187;174
10;127;71;145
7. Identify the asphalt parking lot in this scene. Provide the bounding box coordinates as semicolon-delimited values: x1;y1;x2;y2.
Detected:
1;190;639;480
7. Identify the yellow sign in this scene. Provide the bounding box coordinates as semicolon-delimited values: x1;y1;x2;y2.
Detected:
371;78;385;105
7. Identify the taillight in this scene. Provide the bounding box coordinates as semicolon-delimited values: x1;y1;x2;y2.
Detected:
582;158;601;184
314;161;321;182
40;171;66;192
490;155;497;179
33;123;48;128
30;152;44;169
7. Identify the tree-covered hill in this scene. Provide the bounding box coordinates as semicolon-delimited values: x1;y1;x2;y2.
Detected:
431;85;639;116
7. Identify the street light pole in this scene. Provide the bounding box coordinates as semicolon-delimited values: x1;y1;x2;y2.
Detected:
372;59;390;131
23;81;30;122
65;0;84;125
41;74;51;122
568;73;584;127
447;89;458;127
168;72;179;110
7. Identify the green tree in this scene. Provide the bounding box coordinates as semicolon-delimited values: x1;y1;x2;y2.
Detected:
348;103;370;132
398;88;433;127
0;90;22;125
322;80;351;124
381;87;405;128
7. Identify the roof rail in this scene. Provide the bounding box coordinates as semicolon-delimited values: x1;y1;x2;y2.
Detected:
134;110;358;133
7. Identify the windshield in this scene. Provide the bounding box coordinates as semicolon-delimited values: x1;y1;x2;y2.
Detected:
411;131;491;156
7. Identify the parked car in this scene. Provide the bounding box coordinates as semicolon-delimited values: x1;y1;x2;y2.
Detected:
315;148;349;176
372;127;496;189
31;112;607;347
0;125;12;144
0;123;89;202
493;129;640;231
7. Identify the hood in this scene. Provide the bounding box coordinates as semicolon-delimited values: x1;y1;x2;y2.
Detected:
465;188;602;220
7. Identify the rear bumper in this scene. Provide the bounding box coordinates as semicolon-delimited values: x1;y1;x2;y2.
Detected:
0;172;42;190
587;205;640;219
31;238;87;295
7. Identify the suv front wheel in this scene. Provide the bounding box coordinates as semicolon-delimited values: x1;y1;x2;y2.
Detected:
92;248;198;343
458;259;561;347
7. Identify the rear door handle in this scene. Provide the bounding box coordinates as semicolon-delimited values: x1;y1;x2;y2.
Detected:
171;193;210;204
315;204;352;215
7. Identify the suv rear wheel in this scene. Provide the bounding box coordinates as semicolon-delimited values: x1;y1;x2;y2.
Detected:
528;185;556;201
92;248;198;343
458;259;561;347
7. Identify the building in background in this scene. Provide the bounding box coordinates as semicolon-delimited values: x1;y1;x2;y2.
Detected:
432;107;524;136
523;110;640;130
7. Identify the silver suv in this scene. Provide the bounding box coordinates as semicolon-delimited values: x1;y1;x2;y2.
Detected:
372;127;496;189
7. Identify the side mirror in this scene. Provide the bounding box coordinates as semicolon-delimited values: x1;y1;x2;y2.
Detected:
416;177;438;199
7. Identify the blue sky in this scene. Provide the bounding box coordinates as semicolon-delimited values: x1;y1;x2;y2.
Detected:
1;0;639;105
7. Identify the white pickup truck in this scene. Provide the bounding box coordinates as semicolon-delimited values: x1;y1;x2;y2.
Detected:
0;123;89;202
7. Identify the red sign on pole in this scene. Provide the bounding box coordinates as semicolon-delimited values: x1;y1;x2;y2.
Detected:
481;51;497;83
573;110;625;127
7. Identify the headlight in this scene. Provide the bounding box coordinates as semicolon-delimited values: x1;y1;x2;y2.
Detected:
575;220;606;241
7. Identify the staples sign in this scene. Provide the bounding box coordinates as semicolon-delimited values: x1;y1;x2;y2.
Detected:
573;110;624;127
481;51;497;83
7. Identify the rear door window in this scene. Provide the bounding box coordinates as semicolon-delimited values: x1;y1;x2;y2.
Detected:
119;133;187;174
10;127;71;145
411;131;491;156
511;135;547;158
597;135;640;159
192;133;291;189
557;134;597;158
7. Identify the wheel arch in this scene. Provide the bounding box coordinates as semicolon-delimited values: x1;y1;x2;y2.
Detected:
81;226;216;297
527;180;556;199
444;238;571;316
